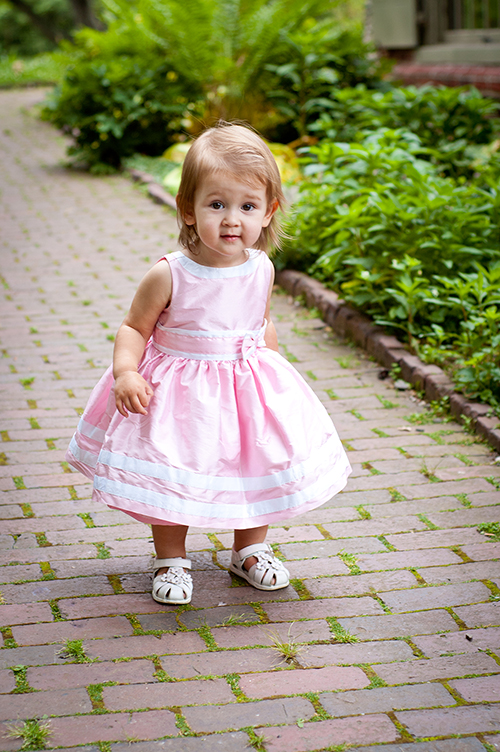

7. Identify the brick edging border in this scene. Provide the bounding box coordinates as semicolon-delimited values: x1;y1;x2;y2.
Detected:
129;168;178;211
127;168;500;453
276;268;500;454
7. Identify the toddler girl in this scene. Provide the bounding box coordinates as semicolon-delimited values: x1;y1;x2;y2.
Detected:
67;122;351;605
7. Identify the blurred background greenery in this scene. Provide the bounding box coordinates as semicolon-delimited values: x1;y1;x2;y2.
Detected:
2;0;500;413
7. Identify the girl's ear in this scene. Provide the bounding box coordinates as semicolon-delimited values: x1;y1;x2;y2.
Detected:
176;196;196;226
262;199;279;228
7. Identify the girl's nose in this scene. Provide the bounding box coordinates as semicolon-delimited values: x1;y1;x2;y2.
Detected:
222;207;240;225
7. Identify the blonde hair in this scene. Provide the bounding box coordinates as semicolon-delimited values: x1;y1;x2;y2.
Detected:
176;122;286;254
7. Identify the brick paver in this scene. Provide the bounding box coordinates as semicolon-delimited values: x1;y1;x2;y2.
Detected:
1;88;499;751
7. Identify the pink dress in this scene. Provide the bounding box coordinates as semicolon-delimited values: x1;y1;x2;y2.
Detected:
66;250;351;528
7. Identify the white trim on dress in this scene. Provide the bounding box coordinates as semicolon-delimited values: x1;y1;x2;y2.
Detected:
93;464;348;521
166;249;261;279
95;435;339;492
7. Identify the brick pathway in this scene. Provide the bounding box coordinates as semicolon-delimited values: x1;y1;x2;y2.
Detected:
1;88;500;752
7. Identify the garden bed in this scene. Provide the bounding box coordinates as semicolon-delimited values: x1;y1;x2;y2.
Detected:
276;268;500;454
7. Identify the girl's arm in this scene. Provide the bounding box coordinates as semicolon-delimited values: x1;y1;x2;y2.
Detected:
113;259;172;417
263;271;279;353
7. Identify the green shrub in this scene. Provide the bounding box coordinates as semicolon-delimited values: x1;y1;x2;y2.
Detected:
264;21;389;141
282;128;500;410
309;84;500;178
41;0;372;167
41;26;202;170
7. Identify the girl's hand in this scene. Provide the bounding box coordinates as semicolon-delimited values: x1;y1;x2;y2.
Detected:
114;371;154;417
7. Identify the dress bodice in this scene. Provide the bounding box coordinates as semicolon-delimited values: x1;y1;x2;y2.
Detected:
152;249;272;361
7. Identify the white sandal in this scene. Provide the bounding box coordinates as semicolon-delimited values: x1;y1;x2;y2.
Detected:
152;557;193;604
229;543;290;591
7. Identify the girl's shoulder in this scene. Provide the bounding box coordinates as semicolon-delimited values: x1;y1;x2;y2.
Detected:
158;250;185;266
248;248;274;272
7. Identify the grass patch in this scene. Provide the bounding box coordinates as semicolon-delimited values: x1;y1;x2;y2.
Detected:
338;549;361;575
378;535;397;551
486;476;500;491
58;639;96;664
327;617;359;644
372;427;389;438
39;562;55;580
478;522;500;541
362;462;382;476
221;613;256;627
0;627;17;648
263;623;306;665
336;356;356;369
420;460;440;482
94;542;111;559
356;505;371;519
290;578;312;600
78;512;95;528
0;54;65;87
12;665;34;693
245;728;268;751
417;514;439;530
455;493;472;508
226;672;247;701
6;718;52;750
281;343;298;362
174;713;194;737
389;487;407;502
376;395;399;409
196;623;218;651
87;682;115;713
454;453;477;467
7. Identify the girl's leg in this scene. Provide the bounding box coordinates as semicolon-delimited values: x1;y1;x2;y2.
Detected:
152;524;189;574
233;525;268;571
232;524;288;589
151;524;192;604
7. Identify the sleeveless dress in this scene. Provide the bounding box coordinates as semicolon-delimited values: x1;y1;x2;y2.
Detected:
66;249;351;528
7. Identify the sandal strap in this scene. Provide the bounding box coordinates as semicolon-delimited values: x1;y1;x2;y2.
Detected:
154;557;191;570
234;543;272;562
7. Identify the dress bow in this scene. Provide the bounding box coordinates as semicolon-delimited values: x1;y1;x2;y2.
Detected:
242;320;267;362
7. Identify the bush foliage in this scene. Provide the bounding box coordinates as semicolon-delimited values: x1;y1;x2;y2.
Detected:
264;20;388;142
41;26;202;170
282;127;500;411
309;84;500;178
41;0;382;168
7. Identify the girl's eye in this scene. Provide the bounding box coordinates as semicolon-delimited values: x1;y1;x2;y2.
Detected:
211;201;224;210
242;204;255;212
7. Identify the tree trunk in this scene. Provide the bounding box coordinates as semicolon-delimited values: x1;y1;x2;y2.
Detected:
68;0;103;29
7;0;71;44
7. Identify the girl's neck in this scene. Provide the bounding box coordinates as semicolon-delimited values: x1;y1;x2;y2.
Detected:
183;245;251;269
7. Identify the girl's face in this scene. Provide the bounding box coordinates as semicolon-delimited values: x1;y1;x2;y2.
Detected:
183;172;276;267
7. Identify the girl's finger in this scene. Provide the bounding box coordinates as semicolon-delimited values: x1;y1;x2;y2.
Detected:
116;399;129;418
140;389;153;408
129;394;148;415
